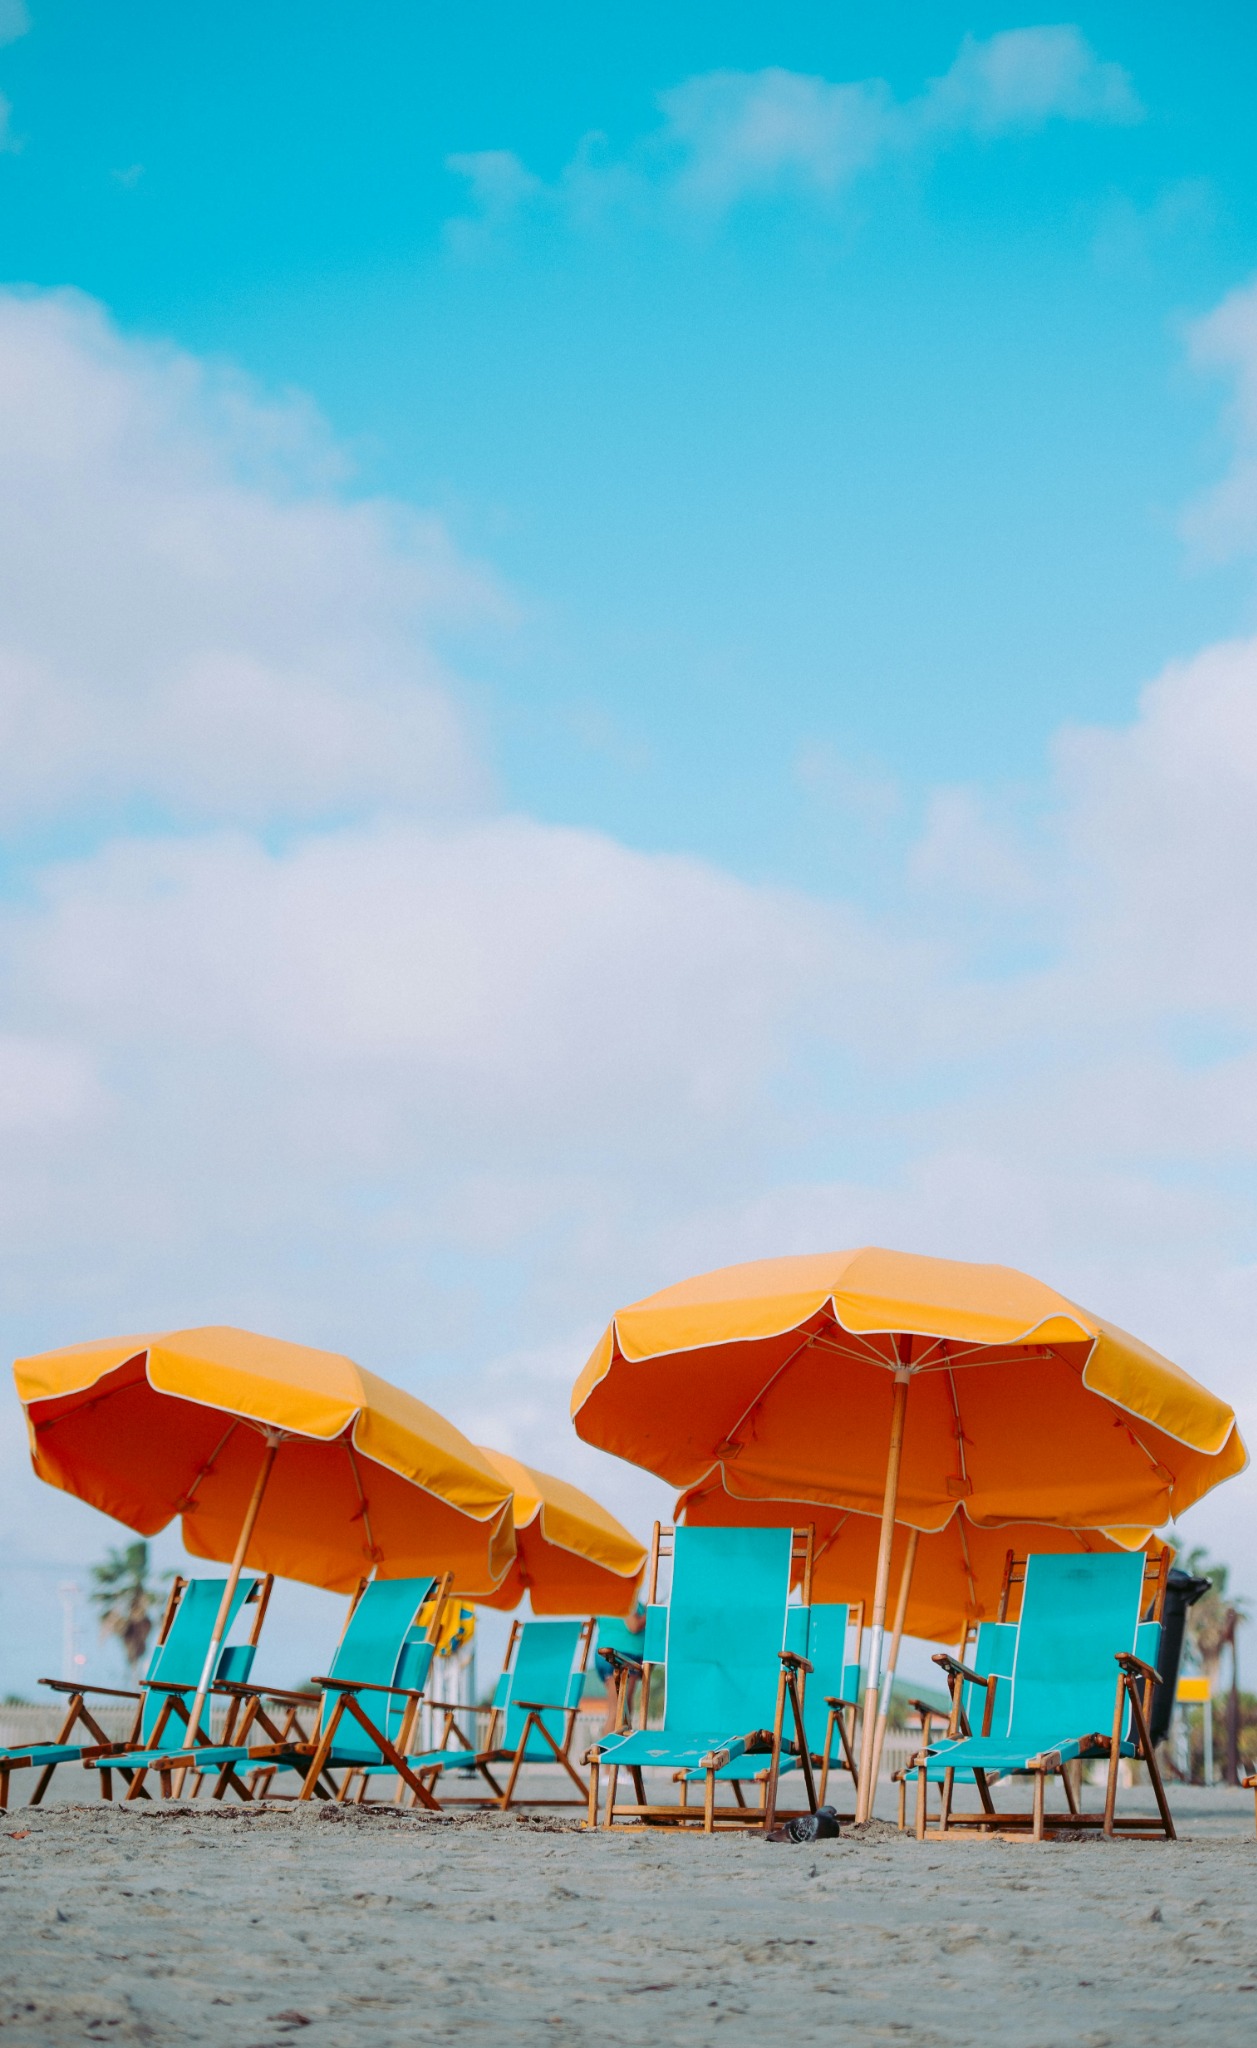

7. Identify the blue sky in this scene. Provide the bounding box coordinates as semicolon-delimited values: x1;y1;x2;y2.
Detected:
4;3;1256;872
2;6;1257;1689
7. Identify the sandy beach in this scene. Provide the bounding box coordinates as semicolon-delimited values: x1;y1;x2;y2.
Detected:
3;1786;1255;2047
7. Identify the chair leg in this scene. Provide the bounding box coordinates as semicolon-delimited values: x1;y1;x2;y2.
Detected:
703;1768;716;1834
0;1769;7;1811
915;1768;927;1840
29;1762;58;1807
1032;1770;1046;1842
586;1759;600;1828
601;1764;619;1829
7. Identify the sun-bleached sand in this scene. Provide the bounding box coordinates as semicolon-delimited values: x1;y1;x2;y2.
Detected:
2;1787;1255;2046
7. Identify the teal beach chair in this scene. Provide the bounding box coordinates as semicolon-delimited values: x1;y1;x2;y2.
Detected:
676;1600;863;1817
910;1551;1173;1841
407;1616;595;1810
0;1575;219;1808
98;1575;446;1806
587;1523;813;1834
76;1573;271;1800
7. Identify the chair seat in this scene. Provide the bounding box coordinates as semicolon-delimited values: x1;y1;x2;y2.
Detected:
598;1728;772;1771
919;1731;1138;1775
0;1743;84;1769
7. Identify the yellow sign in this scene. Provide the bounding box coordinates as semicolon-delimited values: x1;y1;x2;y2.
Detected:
1176;1674;1210;1703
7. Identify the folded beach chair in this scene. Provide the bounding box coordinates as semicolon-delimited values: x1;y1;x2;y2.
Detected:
110;1575;449;1806
0;1573;268;1809
586;1523;813;1834
675;1600;863;1817
404;1616;595;1811
909;1551;1173;1841
75;1573;271;1801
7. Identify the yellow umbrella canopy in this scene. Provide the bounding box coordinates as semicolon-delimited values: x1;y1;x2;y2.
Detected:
15;1326;517;1598
475;1447;647;1616
675;1468;1159;1646
573;1247;1244;1532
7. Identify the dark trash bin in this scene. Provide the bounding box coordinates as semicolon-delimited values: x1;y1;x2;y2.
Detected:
1151;1568;1211;1747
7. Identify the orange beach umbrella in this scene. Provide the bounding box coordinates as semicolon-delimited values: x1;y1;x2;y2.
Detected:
475;1448;647;1616
15;1326;518;1745
573;1246;1244;1819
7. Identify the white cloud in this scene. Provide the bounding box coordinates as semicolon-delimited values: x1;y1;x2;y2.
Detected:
923;27;1140;137
0;290;491;830
447;26;1140;234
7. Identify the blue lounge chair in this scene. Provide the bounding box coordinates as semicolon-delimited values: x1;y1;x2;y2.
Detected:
0;1573;268;1809
406;1616;595;1810
109;1575;448;1806
676;1600;863;1817
76;1573;270;1801
910;1552;1173;1841
587;1524;811;1834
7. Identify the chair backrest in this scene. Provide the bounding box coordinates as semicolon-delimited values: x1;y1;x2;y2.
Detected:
320;1576;437;1750
497;1620;586;1755
659;1525;793;1735
962;1621;1018;1738
140;1576;260;1742
1005;1552;1145;1746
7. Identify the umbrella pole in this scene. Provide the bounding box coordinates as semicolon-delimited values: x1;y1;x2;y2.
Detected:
176;1434;280;1788
869;1525;919;1791
856;1367;911;1824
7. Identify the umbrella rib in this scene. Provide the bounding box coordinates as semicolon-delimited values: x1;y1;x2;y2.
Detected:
345;1439;381;1566
945;1367;971;1496
172;1419;240;1513
955;1511;978;1614
714;1328;825;1454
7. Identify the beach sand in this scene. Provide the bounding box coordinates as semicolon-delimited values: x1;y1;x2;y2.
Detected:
2;1786;1255;2046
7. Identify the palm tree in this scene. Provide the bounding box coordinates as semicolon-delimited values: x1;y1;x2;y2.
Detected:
89;1541;168;1675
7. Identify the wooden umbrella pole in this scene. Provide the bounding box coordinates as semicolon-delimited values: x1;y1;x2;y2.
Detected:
175;1433;280;1789
869;1525;919;1791
856;1366;911;1823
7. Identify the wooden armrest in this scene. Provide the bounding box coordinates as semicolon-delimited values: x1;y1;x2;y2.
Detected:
933;1654;990;1689
311;1675;425;1701
778;1651;813;1674
39;1679;140;1699
140;1678;241;1697
423;1698;475;1713
597;1647;643;1673
513;1699;567;1713
906;1698;940;1719
1115;1653;1161;1686
823;1695;859;1711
